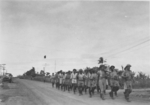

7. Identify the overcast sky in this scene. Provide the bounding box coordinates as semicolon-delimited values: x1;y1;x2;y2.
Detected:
0;0;149;76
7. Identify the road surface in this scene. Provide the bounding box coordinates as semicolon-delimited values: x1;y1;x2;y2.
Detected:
17;79;150;105
1;79;149;105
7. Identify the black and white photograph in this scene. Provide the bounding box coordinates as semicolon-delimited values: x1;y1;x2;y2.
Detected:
0;0;150;105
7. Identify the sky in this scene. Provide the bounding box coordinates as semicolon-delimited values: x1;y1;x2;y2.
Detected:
0;0;150;76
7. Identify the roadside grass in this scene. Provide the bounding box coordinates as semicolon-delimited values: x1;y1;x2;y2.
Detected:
21;76;150;89
133;79;150;89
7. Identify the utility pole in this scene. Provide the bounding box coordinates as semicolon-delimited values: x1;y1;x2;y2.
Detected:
0;64;2;76
55;60;56;73
1;64;6;76
44;55;46;76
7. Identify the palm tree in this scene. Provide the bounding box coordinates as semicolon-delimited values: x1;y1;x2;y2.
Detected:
46;72;50;76
98;57;106;65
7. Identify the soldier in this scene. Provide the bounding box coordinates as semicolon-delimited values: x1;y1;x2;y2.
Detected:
88;69;96;97
77;69;84;95
88;69;93;97
83;70;89;94
65;71;71;92
97;65;106;100
114;69;120;97
55;72;59;89
51;73;55;88
91;70;97;95
71;69;78;94
96;69;100;93
109;66;119;99
62;72;67;91
58;70;63;90
122;64;133;102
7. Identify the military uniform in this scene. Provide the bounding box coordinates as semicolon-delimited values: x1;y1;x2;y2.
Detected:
51;75;55;88
78;73;84;86
87;72;97;97
77;73;84;95
62;73;67;91
83;73;88;93
109;70;119;98
98;70;106;100
71;72;78;94
122;65;133;102
58;73;63;90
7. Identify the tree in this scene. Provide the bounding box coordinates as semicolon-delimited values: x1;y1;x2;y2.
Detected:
40;70;45;76
98;57;106;65
46;72;50;76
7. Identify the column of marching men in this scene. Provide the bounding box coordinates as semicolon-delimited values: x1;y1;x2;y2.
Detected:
50;64;133;102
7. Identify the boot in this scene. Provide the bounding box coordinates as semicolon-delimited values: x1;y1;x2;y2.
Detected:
115;91;117;97
92;87;94;95
115;86;119;97
109;91;114;99
100;93;105;100
103;90;106;95
124;89;127;98
84;86;87;93
79;86;81;95
89;88;92;97
124;89;130;102
81;87;83;95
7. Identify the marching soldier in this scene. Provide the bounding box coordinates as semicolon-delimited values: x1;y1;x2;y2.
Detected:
62;72;67;91
58;70;63;90
71;69;78;94
65;71;71;92
122;64;133;102
51;73;55;88
77;69;84;95
55;72;59;89
97;65;106;100
109;66;119;99
91;70;97;95
88;69;93;97
83;70;88;94
88;69;96;97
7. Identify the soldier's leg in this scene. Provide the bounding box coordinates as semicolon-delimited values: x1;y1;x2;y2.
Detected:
99;80;105;100
81;83;84;95
52;82;54;88
126;81;132;102
64;84;66;91
73;83;76;94
109;86;114;99
89;86;92;97
103;79;106;95
84;85;87;93
78;82;81;95
114;86;119;96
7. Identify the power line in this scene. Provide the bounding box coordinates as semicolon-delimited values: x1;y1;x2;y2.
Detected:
106;39;150;58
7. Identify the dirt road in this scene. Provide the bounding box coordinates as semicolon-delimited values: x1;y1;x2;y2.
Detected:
1;79;149;105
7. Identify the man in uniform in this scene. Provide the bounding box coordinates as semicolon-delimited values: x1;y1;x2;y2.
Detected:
71;69;78;94
109;66;119;99
55;72;59;89
97;65;106;100
51;73;55;88
87;69;93;97
62;72;67;91
65;71;71;92
58;70;63;90
122;64;133;102
87;69;97;97
83;70;88;94
77;69;84;95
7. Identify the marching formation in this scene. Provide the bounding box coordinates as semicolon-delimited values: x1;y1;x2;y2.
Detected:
50;64;134;102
